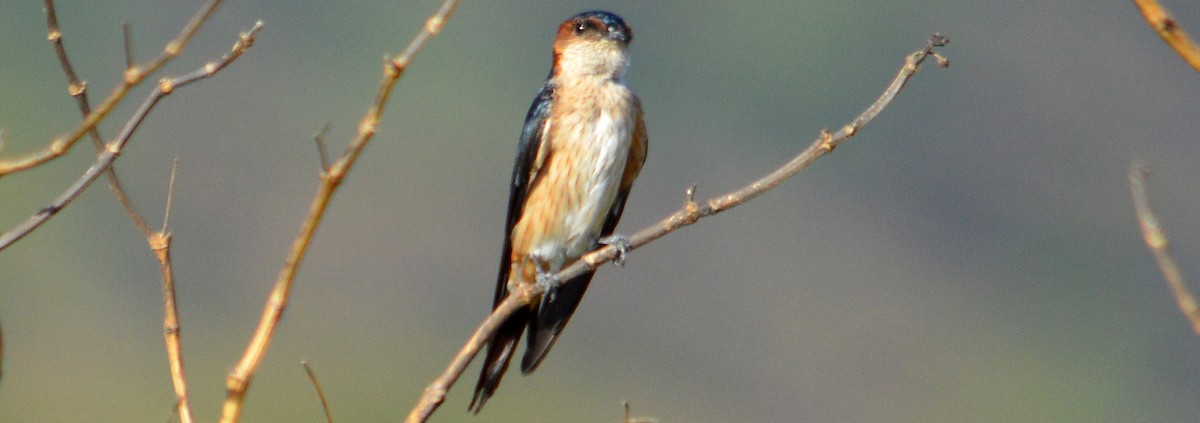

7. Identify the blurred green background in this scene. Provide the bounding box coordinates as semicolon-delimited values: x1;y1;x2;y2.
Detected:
2;1;1200;421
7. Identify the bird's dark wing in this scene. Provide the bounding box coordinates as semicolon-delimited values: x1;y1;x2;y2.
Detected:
522;97;648;373
470;81;556;413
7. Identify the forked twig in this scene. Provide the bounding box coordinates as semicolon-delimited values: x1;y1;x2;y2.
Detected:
0;22;264;251
405;34;951;423
43;0;153;238
217;2;460;422
1128;163;1200;335
0;0;224;176
151;158;192;423
1133;0;1200;73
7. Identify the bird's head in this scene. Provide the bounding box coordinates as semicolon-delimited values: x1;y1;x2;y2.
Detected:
551;11;632;80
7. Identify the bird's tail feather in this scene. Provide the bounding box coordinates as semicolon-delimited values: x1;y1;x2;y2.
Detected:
521;271;596;373
470;306;531;413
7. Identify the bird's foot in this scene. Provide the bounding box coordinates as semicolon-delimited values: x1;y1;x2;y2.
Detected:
599;234;632;267
536;270;561;303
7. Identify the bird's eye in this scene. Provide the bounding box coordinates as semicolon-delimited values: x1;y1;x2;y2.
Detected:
574;21;588;33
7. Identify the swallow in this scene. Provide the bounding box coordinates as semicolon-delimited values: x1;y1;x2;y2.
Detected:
470;10;648;412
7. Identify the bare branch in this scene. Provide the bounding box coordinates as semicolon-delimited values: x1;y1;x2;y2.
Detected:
405;33;951;423
0;22;264;251
0;0;225;176
1128;162;1200;335
302;361;335;423
44;0;153;238
151;158;192;423
1133;0;1200;74
218;2;460;422
41;5;244;419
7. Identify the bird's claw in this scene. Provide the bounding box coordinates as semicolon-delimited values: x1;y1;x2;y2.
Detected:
536;270;560;303
599;234;632;267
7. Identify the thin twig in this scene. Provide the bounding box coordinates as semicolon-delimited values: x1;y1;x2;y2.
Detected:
1133;0;1200;74
1128;163;1200;335
153;158;192;423
162;158;179;233
0;0;224;176
123;21;135;69
405;34;951;422
218;2;459;422
302;361;335;423
44;0;153;238
0;21;264;251
162;404;180;423
314;123;332;171
622;401;658;423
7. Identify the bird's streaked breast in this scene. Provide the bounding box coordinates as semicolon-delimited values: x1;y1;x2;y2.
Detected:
510;79;637;274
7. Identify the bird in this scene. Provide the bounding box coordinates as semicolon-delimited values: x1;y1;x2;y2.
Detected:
470;10;648;412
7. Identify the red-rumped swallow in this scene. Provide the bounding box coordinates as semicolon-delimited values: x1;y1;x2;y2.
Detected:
470;10;648;412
